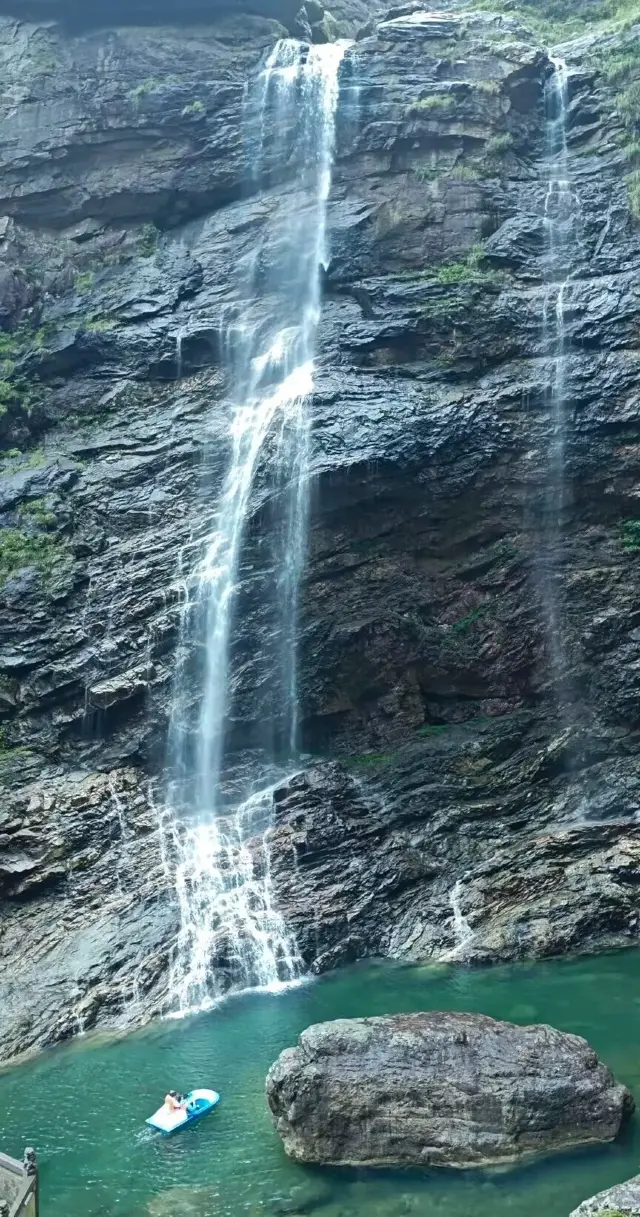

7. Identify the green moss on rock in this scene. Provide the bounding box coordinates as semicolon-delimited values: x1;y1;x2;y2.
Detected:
0;528;69;586
621;519;640;550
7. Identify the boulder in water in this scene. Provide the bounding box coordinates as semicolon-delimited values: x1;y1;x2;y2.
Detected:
265;1011;633;1168
570;1175;640;1217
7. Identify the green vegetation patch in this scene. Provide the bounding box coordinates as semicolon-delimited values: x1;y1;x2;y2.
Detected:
617;79;640;126
181;100;205;118
0;375;40;419
448;164;482;181
431;244;503;286
138;222;160;258
0;528;68;586
346;753;394;769
409;94;455;115
475;79;502;95
18;497;56;528
621;518;640;550
74;270;94;294
129;74;181;108
130;78;160;107
590;36;640;82
84;317;116;332
468;0;640;43
414;155;505;185
485;132;514;155
626;167;640;215
0;324;55;421
448;604;492;635
0;447;46;474
608;53;640;217
622;136;640;160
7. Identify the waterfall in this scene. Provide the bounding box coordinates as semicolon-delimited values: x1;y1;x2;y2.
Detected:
164;39;347;1014
175;326;186;380
539;55;580;715
442;879;475;961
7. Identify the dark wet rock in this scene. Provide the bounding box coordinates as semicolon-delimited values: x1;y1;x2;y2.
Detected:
269;740;640;973
266;1012;634;1167
0;766;175;1060
570;1175;640;1217
0;267;33;327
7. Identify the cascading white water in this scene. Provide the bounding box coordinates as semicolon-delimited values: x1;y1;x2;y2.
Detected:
164;39;347;1014
539;55;579;707
441;879;475;961
543;56;571;516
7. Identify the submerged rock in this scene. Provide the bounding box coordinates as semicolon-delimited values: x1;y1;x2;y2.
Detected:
145;1186;215;1217
266;1012;633;1168
570;1176;640;1217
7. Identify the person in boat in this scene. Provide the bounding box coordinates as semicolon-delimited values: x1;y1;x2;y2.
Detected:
164;1091;185;1112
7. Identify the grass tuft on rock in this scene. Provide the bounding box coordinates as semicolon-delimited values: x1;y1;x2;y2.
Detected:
621;519;640;550
0;528;68;586
74;270;94;294
626;168;640;215
432;245;503;285
181;100;205;118
138;222;160;258
485;132;514;155
347;753;394;769
409;94;455;114
468;0;640;42
617;80;640;127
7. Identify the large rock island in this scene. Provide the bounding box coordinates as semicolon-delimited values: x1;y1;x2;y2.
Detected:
266;1012;634;1168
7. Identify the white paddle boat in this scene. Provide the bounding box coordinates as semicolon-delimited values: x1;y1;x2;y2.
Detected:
146;1089;220;1135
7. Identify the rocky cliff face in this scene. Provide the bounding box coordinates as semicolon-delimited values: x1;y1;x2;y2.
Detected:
1;0;640;1061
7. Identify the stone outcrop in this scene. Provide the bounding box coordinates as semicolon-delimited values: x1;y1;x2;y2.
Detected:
0;765;174;1060
570;1176;640;1217
265;1011;634;1167
1;0;640;1061
0;0;378;38
268;743;640;974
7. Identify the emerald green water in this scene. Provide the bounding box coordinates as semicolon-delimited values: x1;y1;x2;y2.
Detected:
3;952;640;1217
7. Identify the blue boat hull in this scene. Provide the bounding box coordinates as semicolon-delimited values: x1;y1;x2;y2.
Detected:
146;1089;220;1135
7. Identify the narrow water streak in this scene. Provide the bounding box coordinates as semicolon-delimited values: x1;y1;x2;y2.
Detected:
441;878;475;961
539;55;580;711
164;40;348;1014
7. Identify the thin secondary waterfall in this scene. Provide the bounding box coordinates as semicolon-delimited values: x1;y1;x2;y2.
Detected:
442;879;475;962
539;55;579;714
164;39;346;1014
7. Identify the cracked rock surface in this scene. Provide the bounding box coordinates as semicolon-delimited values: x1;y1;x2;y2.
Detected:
265;1011;634;1166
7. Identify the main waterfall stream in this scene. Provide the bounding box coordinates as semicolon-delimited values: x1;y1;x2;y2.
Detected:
539;55;581;719
164;40;346;1014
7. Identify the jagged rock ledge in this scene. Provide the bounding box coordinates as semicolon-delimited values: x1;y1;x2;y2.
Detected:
265;1011;634;1167
570;1175;640;1217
